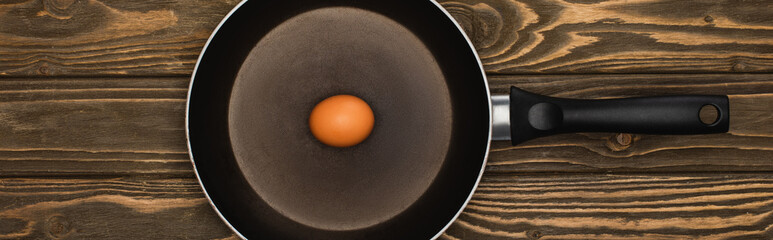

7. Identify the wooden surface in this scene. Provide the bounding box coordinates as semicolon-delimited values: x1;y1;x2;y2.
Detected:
3;174;773;239
2;0;773;76
0;0;771;239
0;75;771;176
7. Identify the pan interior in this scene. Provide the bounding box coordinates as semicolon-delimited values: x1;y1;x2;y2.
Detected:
228;7;452;230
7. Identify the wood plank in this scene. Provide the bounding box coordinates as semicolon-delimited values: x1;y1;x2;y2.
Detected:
0;74;770;175
0;78;192;176
0;177;235;239
441;173;773;240
441;0;773;74
2;0;773;77
0;0;235;77
2;174;772;239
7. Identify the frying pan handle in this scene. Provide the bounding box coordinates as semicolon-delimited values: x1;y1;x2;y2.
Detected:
508;86;730;145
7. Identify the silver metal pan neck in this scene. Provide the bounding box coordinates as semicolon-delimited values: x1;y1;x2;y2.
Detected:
491;95;511;141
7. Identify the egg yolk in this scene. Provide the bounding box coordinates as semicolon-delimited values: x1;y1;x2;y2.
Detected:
309;95;374;147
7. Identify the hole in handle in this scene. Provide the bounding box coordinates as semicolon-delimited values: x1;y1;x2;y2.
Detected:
699;104;720;126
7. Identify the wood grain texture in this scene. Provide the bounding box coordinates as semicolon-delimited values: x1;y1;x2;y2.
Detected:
0;74;769;175
441;174;773;240
3;0;771;238
3;174;772;239
0;78;192;176
0;177;235;239
441;0;773;74
1;0;773;76
0;0;236;77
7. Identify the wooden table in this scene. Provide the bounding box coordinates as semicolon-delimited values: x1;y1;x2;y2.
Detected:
1;0;772;239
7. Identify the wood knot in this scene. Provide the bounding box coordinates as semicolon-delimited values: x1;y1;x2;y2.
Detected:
42;0;78;19
527;230;543;239
704;15;714;23
732;61;748;72
607;133;634;151
46;215;72;239
38;64;50;75
441;2;504;50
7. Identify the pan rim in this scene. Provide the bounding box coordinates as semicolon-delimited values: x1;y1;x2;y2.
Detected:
186;0;249;239
427;0;492;239
186;0;493;239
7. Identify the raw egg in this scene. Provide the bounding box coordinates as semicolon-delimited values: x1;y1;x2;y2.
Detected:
309;95;374;147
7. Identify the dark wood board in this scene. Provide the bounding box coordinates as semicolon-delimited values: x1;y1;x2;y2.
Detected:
1;0;773;77
0;78;192;176
0;74;770;176
1;0;772;238
0;177;235;239
442;173;773;240
0;0;235;77
2;174;773;239
443;0;773;74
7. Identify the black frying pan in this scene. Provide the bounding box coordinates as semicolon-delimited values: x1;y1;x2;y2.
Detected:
186;0;730;239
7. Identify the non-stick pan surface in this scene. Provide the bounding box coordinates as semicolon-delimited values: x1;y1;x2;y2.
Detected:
187;0;491;239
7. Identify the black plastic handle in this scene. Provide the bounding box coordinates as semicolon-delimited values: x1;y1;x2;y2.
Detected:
509;86;730;145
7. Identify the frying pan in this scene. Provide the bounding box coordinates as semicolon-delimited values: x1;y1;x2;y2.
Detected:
186;0;730;239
